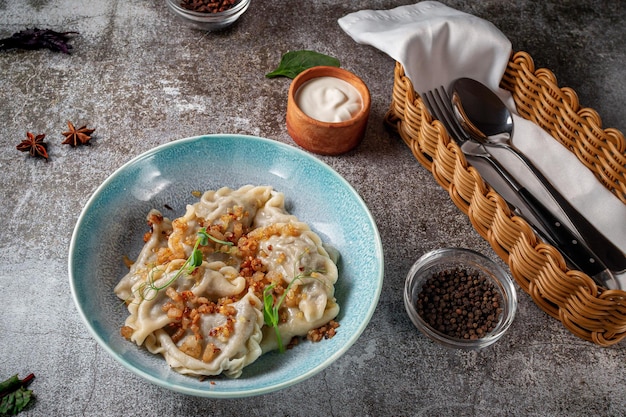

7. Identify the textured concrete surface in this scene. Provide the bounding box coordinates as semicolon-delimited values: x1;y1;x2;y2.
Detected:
1;1;625;416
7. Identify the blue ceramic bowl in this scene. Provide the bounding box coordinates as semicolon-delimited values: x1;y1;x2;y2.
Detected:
69;134;383;398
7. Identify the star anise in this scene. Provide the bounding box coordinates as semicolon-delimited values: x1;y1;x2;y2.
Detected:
16;132;49;160
62;121;95;147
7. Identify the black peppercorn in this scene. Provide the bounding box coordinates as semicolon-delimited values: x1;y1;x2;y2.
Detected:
415;268;503;340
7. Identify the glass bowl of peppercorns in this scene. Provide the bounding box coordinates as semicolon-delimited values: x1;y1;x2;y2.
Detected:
404;248;517;349
165;0;250;31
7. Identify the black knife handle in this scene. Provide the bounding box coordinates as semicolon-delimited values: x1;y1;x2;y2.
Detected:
540;183;626;272
509;146;626;272
518;188;606;276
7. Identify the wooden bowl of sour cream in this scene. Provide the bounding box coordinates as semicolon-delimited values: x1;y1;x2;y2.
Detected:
286;66;371;155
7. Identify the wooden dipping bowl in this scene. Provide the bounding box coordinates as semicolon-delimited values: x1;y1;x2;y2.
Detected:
286;66;371;155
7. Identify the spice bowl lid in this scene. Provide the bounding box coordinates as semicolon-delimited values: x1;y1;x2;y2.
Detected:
286;66;371;155
404;248;517;349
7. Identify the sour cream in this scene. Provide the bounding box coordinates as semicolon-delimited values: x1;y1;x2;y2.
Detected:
295;76;362;123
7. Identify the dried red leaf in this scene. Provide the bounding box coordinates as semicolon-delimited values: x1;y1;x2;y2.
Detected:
0;28;78;54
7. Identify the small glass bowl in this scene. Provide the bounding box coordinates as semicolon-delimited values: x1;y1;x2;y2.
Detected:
165;0;250;31
404;248;517;349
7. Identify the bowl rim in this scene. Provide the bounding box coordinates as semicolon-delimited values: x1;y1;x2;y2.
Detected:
68;133;384;397
403;247;517;349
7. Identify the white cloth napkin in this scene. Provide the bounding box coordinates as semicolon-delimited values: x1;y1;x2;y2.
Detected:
339;2;626;265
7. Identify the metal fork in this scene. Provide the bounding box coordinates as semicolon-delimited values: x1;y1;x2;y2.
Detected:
422;86;522;189
422;86;471;144
421;85;620;289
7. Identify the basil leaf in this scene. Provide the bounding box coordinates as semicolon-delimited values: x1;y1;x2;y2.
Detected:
265;50;340;79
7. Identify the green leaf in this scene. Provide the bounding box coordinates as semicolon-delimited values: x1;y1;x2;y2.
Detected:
0;393;12;414
197;228;209;246
0;373;34;415
265;50;340;79
14;388;32;414
0;387;32;415
189;249;203;269
0;375;19;395
262;284;277;327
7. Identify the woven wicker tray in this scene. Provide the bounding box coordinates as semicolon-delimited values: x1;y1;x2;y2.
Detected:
384;51;626;346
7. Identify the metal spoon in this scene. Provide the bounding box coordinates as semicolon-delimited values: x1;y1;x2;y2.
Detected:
450;77;625;274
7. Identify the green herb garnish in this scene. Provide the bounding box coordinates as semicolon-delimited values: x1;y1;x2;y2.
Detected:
0;373;34;415
262;250;324;353
137;228;233;301
265;50;340;79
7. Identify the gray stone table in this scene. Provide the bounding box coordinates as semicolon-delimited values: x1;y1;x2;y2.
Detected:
1;1;625;416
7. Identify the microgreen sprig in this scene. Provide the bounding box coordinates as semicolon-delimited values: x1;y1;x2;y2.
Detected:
137;227;233;301
262;249;324;353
